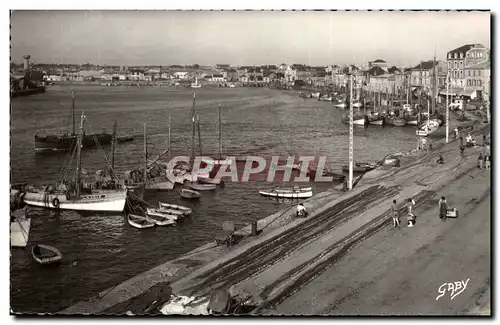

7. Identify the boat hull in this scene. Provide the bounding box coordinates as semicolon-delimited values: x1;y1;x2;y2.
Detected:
406;120;418;126
353;118;366;126
32;244;62;265
23;190;127;212
369;118;385;126
128;214;156;229
34;133;113;153
158;202;191;214
146;209;180;222
259;187;313;199
188;183;216;191
11;218;31;248
180;189;201;199
146;177;175;191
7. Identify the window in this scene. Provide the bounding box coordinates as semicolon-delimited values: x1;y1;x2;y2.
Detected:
473;80;476;86
478;80;482;86
460;71;463;79
448;61;451;69
454;53;458;59
467;79;471;86
448;53;452;59
467;70;470;77
460;52;464;59
477;70;481;76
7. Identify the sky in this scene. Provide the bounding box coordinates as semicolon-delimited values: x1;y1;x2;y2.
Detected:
10;10;491;67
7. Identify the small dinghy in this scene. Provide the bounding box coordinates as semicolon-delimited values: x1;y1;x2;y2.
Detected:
259;186;313;199
31;244;62;265
180;188;201;200
342;162;377;173
158;202;192;215
188;183;216;191
128;214;156;229
145;212;176;226
197;176;222;185
146;207;181;221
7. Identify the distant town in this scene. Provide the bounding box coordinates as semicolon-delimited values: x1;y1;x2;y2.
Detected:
11;43;490;102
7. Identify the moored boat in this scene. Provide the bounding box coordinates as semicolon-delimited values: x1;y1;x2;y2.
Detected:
197;176;222;185
259;186;313;199
180;188;201;199
342;162;377;173
416;120;440;137
342;114;367;126
31;244;62;265
117;134;134;143
145;209;178;224
386;116;406;126
128;214;156;229
188;183;216;191
158;202;192;215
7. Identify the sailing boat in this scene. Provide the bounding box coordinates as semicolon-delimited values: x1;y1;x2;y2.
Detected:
416;100;439;137
341;77;366;126
34;91;113;152
191;77;202;89
143;124;175;191
23;112;128;212
212;104;232;166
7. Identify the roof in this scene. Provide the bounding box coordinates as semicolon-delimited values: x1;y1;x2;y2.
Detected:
366;66;386;76
212;74;224;78
388;66;401;73
447;44;485;56
465;61;490;70
412;61;438;71
373;59;386;63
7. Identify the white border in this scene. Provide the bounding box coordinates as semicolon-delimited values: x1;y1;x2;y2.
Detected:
3;1;496;324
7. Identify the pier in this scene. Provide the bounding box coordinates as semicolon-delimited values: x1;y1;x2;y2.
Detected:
61;121;490;315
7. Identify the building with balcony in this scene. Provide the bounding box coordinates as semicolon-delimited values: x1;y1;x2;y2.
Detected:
446;43;489;88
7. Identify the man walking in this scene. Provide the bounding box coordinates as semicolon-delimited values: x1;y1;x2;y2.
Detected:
391;199;400;228
439;196;448;221
407;198;416;227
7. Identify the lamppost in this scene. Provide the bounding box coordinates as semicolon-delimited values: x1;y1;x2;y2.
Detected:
445;72;450;143
348;73;354;190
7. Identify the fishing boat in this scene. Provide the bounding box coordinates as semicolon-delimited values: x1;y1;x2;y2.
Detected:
259;186;313;199
353;102;363;108
386;115;406;126
10;209;31;248
298;91;312;99
318;95;333;102
188;183;216;191
180;188;201;199
311;92;321;98
368;114;385;126
405;115;419;126
34;92;113;152
128;214;156;229
334;102;347;109
342;114;367;126
145;209;178;224
31;244;62;265
148;208;184;221
158;202;192;215
23;113;128;213
191;77;202;88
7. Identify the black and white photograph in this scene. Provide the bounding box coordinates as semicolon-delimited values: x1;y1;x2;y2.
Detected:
8;8;491;317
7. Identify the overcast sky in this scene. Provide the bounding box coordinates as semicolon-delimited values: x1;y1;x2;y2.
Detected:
10;10;490;67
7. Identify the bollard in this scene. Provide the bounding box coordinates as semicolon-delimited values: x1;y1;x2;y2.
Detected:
251;221;258;236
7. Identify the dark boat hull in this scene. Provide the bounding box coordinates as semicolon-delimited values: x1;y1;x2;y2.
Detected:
34;133;113;152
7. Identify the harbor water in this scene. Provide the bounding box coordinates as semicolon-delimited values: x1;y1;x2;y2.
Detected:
10;85;419;313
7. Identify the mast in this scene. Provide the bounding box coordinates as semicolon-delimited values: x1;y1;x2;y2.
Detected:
168;112;171;153
191;92;196;163
446;72;449;143
348;74;354;190
218;104;222;160
75;112;85;198
433;52;437;115
197;115;203;156
143;123;148;186
111;121;117;172
72;91;76;135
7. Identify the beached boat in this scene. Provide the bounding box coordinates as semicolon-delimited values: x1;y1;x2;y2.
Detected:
144;209;177;225
180;188;201;199
416;120;440;137
31;244;62;265
342;162;378;173
128;214;156;229
188;183;216;191
10;210;31;248
259;186;313;199
158;202;192;215
318;95;333;102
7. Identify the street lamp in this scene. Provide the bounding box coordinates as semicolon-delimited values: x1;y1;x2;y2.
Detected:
348;73;354;190
446;72;449;143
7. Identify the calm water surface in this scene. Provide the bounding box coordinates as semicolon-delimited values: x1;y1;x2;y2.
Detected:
10;85;418;313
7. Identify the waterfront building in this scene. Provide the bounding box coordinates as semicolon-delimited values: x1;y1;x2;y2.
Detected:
447;44;489;88
464;61;490;101
212;73;225;82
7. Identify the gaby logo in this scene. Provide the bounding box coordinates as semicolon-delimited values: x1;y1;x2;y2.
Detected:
436;278;470;301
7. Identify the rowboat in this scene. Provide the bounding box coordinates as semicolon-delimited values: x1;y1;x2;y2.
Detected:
368;116;385;126
416;120;440;137
31;244;62;265
188;183;216;191
180;188;202;199
144;210;176;226
342;162;378;173
259;186;313;199
342;114;366;126
197;176;222;185
158;202;192;215
128;214;156;229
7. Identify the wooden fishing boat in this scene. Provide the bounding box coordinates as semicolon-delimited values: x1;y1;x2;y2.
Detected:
259;186;313;199
188;183;216;191
180;188;202;199
368;114;385;126
128;214;156;229
342;114;366;126
31;244;62;265
144;210;176;226
10;210;31;248
405;115;419;126
158;202;192;215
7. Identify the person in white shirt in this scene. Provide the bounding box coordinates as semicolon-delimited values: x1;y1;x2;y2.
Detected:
296;203;307;218
407;198;416;227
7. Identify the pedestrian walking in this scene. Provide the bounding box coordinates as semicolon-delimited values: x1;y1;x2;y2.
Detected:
460;145;465;157
407;198;416;227
478;152;484;169
391;199;400;228
485;155;491;170
438;196;448;221
483;133;487;146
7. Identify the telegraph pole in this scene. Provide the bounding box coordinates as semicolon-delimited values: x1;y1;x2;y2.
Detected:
348;73;354;190
445;72;449;143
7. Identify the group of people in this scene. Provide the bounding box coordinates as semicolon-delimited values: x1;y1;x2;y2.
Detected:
478;152;491;170
391;198;416;228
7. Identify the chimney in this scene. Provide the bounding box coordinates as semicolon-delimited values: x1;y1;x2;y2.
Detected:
23;55;31;72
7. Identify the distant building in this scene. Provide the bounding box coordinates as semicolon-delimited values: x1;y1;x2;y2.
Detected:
409;60;447;89
173;71;190;79
464;60;490;101
447;43;489;88
368;59;388;71
212;74;225;82
215;64;231;70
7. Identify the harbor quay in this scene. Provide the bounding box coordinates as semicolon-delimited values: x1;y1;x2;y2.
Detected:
61;121;490;315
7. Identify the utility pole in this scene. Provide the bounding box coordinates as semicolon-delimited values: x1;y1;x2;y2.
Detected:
446;72;449;143
348;73;354;190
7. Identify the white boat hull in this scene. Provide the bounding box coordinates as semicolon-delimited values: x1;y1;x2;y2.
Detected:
23;190;127;212
128;214;156;229
353;118;366;126
369;119;384;125
259;187;313;199
11;218;31;248
146;210;178;223
146;179;175;191
407;120;418;126
335;103;346;108
158;202;192;214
